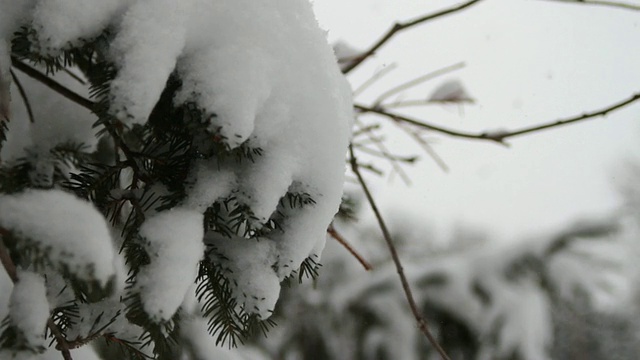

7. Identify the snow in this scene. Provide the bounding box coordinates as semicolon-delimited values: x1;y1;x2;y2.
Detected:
206;233;280;320
1;0;353;283
31;0;129;54
64;297;123;342
479;279;552;360
0;1;34;72
9;270;49;348
548;222;634;311
428;79;473;103
1;0;353;345
0;1;35;126
136;208;204;321
318;216;635;360
184;160;236;213
0;189;116;285
332;40;362;71
109;0;188;123
1;67;98;162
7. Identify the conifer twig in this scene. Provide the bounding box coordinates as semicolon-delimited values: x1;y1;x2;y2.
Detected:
327;225;373;271
342;0;483;74
0;228;73;360
348;145;451;360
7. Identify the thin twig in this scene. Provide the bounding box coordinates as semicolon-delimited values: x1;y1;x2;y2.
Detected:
354;119;413;185
353;63;398;97
342;0;484;74
352;123;381;137
540;0;640;11
353;145;418;164
357;161;385;176
348;145;451;360
327;225;373;271
48;318;73;360
385;98;475;109
0;229;73;360
11;57;94;110
356;103;504;143
395;122;450;172
61;68;87;85
356;91;640;144
374;62;466;106
10;70;35;123
0;230;17;282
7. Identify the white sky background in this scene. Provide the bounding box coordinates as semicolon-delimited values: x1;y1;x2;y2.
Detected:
313;0;640;243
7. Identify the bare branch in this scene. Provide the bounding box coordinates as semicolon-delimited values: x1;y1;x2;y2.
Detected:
10;70;35;123
353;63;398;97
374;62;466;106
327;225;373;271
356;103;504;143
348;145;451;360
354;119;413;184
395;122;450;172
540;0;640;11
342;0;484;74
353;144;419;164
356;91;640;143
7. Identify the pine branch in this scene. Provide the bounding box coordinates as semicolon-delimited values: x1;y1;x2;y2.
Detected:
11;57;158;186
341;0;484;74
196;259;272;348
102;333;152;360
348;145;451;360
123;293;180;360
296;255;322;283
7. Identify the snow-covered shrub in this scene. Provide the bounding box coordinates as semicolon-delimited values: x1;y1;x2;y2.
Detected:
0;1;352;359
263;216;637;360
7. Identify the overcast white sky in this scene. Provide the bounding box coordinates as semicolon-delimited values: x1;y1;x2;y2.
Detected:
314;0;640;243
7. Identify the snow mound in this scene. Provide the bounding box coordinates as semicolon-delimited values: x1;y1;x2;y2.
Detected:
206;233;280;320
0;189;116;285
136;208;204;322
9;270;49;348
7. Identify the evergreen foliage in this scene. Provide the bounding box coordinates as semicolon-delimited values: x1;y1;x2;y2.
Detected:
261;216;637;360
0;20;323;359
